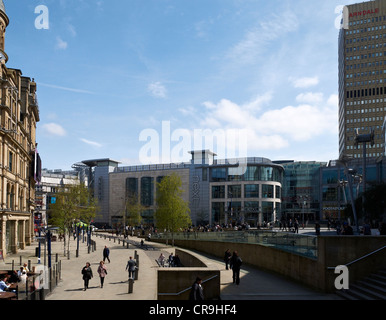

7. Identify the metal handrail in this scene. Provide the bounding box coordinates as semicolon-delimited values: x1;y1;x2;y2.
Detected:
158;275;219;296
327;245;386;270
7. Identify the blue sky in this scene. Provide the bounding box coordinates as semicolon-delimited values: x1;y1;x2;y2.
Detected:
4;0;359;169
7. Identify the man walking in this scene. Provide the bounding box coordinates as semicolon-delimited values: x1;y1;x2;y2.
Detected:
126;256;137;281
103;245;110;263
230;251;242;285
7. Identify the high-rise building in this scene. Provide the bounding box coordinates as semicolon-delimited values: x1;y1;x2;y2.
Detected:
0;2;40;258
339;0;386;159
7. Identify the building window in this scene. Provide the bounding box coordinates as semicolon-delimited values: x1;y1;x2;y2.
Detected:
244;184;259;198
126;178;138;199
228;185;241;198
262;184;273;198
8;151;13;172
212;185;225;199
275;186;281;199
210;168;227;182
141;177;154;206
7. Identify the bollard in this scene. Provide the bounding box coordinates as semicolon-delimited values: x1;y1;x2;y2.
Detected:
135;256;139;280
12;260;14;270
20;256;22;266
126;241;129;249
128;278;134;293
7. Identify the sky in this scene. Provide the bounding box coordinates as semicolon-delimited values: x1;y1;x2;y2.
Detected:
3;0;361;170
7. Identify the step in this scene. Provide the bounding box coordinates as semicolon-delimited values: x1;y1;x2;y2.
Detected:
369;273;386;283
362;278;386;294
351;283;386;300
336;288;374;300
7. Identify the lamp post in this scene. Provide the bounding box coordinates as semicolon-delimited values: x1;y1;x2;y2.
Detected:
46;226;58;268
337;155;360;234
354;128;375;220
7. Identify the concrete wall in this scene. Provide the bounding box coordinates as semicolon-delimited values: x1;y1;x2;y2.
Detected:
153;235;386;293
157;248;220;300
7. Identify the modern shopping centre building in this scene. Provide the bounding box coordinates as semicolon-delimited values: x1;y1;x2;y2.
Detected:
70;149;386;229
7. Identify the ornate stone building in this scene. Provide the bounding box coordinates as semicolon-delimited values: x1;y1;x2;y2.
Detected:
0;2;40;258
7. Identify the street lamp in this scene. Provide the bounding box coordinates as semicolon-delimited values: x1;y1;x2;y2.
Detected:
354;128;375;219
337;155;360;234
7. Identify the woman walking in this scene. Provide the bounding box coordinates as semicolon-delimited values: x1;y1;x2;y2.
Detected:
81;262;93;291
97;261;108;288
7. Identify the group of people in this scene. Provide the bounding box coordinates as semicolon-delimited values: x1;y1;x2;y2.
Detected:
157;252;181;267
0;262;29;293
80;246;137;291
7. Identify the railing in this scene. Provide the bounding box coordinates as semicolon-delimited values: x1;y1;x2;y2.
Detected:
158;275;219;297
155;230;318;259
327;245;386;270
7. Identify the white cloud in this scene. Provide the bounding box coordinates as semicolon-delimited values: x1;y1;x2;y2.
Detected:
148;82;167;99
42;123;66;137
290;76;319;88
296;92;324;104
227;10;299;65
200;92;338;155
80;138;102;148
56;37;68;50
39;82;96;95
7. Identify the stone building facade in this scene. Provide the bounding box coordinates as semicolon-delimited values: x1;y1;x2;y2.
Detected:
0;2;40;258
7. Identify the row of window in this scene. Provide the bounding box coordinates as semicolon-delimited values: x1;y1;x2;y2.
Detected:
125;177;164;207
346;79;383;87
348;16;386;27
212;184;281;199
346;43;386;53
345;51;385;61
210;166;283;183
346;87;386;98
346;61;384;72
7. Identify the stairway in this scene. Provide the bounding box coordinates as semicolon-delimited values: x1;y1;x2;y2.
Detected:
336;269;386;300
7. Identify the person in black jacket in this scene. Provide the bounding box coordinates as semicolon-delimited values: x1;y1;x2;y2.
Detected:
81;262;93;291
103;246;110;263
189;277;204;300
230;251;242;285
224;249;231;270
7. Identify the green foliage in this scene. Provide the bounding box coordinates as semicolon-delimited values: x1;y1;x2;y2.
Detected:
155;173;191;233
125;195;144;226
49;182;99;234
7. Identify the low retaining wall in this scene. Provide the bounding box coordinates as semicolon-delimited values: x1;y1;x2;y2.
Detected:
157;248;220;300
152;235;386;293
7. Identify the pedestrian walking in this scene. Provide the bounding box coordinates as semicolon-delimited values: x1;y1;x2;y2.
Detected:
294;219;299;233
224;249;231;270
230;251;242;285
126;256;137;281
189;277;204;301
168;253;174;267
103;245;110;263
97;261;108;288
81;262;93;291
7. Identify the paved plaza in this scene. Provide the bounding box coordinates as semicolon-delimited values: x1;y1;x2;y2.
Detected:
0;229;341;301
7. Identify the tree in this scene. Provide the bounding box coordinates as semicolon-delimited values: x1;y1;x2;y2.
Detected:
125;195;144;228
49;182;98;258
155;174;191;245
